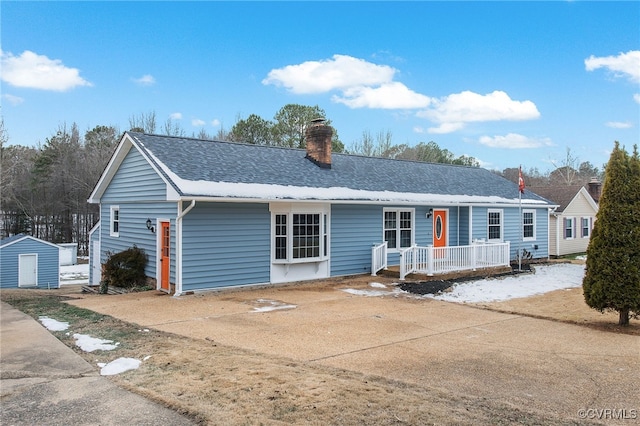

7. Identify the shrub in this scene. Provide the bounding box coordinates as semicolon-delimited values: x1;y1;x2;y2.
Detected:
102;245;148;289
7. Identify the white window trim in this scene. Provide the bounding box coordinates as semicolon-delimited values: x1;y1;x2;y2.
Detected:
564;217;575;240
110;205;120;237
581;217;591;238
487;209;503;243
522;209;536;242
270;203;330;264
383;207;415;252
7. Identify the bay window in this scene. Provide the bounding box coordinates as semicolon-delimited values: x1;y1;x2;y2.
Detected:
272;204;329;262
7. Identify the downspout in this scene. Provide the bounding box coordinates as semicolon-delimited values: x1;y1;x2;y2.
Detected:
468;205;473;243
174;200;196;296
457;205;460;245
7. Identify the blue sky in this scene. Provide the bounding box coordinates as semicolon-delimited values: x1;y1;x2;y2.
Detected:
1;1;638;172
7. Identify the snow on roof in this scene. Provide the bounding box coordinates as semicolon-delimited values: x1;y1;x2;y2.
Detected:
130;132;552;206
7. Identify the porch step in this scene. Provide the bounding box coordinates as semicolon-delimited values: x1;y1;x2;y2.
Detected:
376;265;513;282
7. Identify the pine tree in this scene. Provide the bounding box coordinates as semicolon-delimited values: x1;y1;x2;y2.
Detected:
583;142;640;325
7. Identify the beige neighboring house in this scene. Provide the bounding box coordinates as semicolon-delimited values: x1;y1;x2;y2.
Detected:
529;180;601;257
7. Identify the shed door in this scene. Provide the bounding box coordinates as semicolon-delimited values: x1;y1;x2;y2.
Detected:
19;254;38;287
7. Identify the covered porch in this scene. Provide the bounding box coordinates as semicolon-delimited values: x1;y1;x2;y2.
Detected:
372;241;511;280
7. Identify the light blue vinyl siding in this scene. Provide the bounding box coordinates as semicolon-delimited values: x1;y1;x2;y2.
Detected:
100;202;178;281
181;202;270;291
330;205;440;275
102;147;168;202
471;206;549;260
331;204;382;276
459;207;470;245
0;238;60;288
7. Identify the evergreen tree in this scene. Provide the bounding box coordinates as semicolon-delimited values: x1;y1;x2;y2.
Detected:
583;142;640;325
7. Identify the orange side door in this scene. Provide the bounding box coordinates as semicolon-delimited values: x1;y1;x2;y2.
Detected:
160;221;170;292
433;210;447;258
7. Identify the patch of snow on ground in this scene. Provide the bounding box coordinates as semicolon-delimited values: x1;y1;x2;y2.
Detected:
97;357;141;376
369;282;387;288
73;333;119;352
252;299;297;313
341;263;585;303
428;263;585;303
342;287;404;297
60;263;89;285
39;316;69;331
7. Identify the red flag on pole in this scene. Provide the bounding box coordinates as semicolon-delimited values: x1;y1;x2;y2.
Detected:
518;166;525;194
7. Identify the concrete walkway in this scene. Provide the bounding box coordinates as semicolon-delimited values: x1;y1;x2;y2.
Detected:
0;301;195;426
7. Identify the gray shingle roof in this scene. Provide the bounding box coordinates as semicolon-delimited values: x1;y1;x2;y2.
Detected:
129;132;551;204
527;185;586;212
0;234;27;247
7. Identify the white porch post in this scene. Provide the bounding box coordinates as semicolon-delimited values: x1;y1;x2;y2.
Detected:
472;243;477;271
427;245;434;276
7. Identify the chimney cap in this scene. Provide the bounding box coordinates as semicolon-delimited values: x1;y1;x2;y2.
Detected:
310;117;326;125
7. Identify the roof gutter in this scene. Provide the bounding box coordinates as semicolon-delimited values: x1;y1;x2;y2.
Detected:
177;196;553;208
174;200;196;297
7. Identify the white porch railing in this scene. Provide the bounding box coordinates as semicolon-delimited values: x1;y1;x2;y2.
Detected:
398;241;510;280
371;242;388;276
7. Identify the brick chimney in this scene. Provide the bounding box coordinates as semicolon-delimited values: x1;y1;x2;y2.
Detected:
305;118;333;169
587;177;602;203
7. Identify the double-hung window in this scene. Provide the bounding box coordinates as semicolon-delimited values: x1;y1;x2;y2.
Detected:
523;209;536;241
564;217;574;239
383;208;414;250
272;204;329;262
487;209;503;242
581;217;591;238
110;206;120;237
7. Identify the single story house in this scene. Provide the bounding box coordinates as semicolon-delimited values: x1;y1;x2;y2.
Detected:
0;234;60;289
528;185;599;257
88;123;553;295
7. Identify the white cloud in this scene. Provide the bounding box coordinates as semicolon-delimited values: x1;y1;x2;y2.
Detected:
585;50;640;83
0;49;92;91
169;112;182;120
634;93;640;104
263;54;396;94
478;133;553;149
211;119;221;127
133;74;156;86
413;126;425;134
2;93;24;105
192;119;206;127
418;91;540;134
605;121;632;129
427;122;466;134
332;82;431;109
264;55;539;132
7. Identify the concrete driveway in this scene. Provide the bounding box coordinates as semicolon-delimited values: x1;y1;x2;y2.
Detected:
66;275;640;423
0;301;196;426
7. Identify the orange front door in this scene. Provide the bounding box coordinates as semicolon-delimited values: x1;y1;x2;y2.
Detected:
160;221;170;292
433;210;447;258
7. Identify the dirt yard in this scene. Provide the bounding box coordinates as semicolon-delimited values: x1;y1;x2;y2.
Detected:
3;270;639;425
